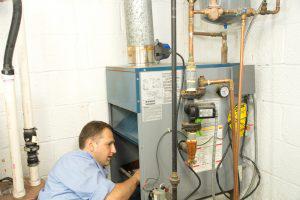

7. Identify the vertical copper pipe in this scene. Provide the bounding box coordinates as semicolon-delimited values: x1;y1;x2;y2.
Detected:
267;0;280;14
209;0;218;6
201;80;237;180
188;0;194;65
194;32;227;64
221;33;228;64
234;14;247;200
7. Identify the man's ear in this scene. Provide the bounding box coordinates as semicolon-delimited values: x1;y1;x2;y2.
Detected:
85;138;95;152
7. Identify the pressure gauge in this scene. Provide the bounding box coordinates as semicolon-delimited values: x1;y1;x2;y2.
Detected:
217;85;229;98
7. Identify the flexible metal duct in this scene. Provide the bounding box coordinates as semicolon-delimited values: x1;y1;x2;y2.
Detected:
124;0;154;65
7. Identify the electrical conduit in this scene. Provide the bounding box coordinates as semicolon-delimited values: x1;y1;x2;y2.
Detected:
170;0;180;199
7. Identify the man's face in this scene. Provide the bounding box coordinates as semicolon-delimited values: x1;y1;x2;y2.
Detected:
90;128;116;166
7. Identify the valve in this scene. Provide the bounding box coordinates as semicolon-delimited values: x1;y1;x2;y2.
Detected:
23;128;40;166
154;39;171;62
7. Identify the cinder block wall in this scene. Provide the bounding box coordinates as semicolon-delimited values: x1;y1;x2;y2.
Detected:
244;1;300;199
0;0;299;199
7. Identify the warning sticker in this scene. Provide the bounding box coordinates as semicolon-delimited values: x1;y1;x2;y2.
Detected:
192;125;223;173
140;70;182;122
142;104;163;122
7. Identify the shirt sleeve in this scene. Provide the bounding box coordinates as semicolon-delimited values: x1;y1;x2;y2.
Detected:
91;178;115;200
53;154;115;200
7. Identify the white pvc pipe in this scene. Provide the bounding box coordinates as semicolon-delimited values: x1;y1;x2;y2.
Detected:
16;11;41;187
2;74;26;198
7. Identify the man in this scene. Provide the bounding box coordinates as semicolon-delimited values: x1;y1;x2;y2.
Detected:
38;121;140;200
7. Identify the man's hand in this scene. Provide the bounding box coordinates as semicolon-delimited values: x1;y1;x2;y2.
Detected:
105;169;141;200
132;169;140;185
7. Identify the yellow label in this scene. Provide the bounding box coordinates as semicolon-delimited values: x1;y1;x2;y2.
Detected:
228;103;247;136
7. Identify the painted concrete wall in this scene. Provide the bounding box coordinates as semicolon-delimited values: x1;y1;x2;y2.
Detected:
0;0;299;199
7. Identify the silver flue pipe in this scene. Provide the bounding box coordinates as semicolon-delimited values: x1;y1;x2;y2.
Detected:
124;0;155;65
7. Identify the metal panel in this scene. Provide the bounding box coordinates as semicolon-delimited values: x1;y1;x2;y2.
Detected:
106;68;138;112
107;63;255;199
232;65;255;95
138;69;234;200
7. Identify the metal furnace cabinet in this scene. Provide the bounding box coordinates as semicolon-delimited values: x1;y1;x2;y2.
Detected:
106;63;254;200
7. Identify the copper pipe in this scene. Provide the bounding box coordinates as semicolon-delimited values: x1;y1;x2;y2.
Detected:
188;0;195;64
194;32;222;37
266;0;280;15
194;32;228;64
234;14;247;200
223;9;240;15
209;0;218;6
199;79;237;174
194;9;239;15
221;33;228;64
193;10;206;15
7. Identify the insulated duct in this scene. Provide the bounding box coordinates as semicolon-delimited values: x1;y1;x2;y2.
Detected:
124;0;154;65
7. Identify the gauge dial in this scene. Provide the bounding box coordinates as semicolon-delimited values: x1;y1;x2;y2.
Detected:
218;86;229;98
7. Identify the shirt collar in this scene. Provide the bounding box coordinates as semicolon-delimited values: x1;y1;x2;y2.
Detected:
79;150;109;176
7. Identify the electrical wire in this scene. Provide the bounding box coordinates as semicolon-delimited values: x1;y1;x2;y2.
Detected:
215;125;232;199
176;52;186;121
143;129;187;192
143;130;170;192
244;1;265;46
211;116;219;200
215;97;261;200
243;94;258;196
240;96;261;200
178;140;201;200
143;52;186;192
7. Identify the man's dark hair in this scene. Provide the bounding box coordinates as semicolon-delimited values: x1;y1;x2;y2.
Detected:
79;121;113;149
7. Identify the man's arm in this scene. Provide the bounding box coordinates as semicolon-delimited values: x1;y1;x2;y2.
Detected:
105;170;140;200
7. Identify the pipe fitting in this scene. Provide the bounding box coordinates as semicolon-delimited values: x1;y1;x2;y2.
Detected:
206;6;224;21
260;1;268;15
24;128;40;167
2;64;14;75
169;172;180;187
198;76;208;87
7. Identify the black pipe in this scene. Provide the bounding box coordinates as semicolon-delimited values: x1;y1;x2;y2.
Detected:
2;0;22;76
171;0;178;198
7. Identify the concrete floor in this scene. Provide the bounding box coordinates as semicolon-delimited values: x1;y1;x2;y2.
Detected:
1;179;44;200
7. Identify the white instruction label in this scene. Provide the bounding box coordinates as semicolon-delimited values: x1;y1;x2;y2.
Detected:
140;70;182;122
161;70;182;104
192;125;223;173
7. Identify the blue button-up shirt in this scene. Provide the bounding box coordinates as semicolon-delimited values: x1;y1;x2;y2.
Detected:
38;150;115;200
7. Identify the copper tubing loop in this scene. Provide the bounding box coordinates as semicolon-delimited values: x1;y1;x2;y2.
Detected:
194;32;228;63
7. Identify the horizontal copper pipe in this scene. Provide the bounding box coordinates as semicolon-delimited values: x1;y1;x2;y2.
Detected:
194;9;239;16
193;10;206;15
194;32;227;64
194;32;223;37
223;9;240;15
